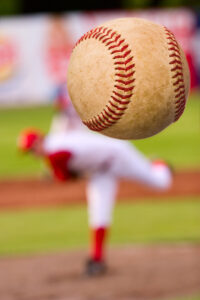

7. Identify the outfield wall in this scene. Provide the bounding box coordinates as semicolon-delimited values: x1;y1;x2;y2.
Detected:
0;8;198;107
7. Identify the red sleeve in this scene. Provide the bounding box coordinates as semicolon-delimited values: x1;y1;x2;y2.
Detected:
46;151;72;182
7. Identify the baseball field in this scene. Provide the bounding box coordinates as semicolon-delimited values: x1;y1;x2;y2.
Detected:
0;93;200;300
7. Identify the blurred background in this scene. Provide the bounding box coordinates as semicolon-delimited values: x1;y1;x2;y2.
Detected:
0;0;199;177
0;1;200;300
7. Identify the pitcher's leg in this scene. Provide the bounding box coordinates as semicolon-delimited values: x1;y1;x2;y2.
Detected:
115;144;172;190
86;173;117;275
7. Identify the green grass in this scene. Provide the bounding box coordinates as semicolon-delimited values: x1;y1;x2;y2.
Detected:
0;198;199;256
0;105;54;178
0;93;199;178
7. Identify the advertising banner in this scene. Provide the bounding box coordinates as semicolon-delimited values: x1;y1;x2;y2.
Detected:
0;8;197;106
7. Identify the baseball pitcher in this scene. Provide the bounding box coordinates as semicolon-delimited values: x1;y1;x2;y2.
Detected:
18;128;172;276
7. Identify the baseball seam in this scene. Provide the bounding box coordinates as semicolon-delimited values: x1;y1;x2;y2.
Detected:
75;26;135;131
164;27;186;122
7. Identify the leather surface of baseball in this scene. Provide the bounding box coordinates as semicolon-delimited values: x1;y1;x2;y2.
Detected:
67;18;190;139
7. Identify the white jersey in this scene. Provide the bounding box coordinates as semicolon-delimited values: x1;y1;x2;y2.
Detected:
44;129;172;228
44;130;138;176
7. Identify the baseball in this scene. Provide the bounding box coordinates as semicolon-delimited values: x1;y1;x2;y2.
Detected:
67;18;190;140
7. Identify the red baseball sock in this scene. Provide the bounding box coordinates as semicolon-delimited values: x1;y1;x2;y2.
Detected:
91;227;108;262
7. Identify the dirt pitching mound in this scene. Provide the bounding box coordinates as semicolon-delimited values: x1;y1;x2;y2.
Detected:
0;245;200;300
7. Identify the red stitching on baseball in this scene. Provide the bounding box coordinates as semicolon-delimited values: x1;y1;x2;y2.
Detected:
111;96;130;105
174;84;184;92
175;99;184;104
112;91;132;99
102;36;113;43
111;45;129;54
169;53;180;58
114;85;134;92
114;57;133;65
115;64;135;71
171;65;182;72
169;47;180;53
104;110;114;119
99;33;111;41
175;91;185;98
113;50;132;59
107;106;124;115
75;26;135;131
102;112;116;123
109;102;127;110
94;117;107;130
115;71;135;78
116;79;135;85
169;59;182;65
98;115;109;127
106;37;123;48
172;72;183;78
173;78;184;85
164;27;186;122
103;110;119;121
